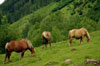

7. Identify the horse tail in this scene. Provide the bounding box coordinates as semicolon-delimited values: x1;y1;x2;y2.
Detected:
26;40;33;49
68;31;70;39
68;30;72;39
5;42;9;52
5;43;8;49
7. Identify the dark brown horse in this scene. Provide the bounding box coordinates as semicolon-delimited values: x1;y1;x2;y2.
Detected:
69;28;90;46
41;31;52;48
4;39;35;63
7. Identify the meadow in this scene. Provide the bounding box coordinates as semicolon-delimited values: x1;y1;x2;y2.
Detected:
0;30;100;66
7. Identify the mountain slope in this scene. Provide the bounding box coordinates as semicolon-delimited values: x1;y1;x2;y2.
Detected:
0;0;59;23
0;30;100;66
0;0;100;54
8;0;100;46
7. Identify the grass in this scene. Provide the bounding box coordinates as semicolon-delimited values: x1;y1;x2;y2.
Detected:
0;30;100;66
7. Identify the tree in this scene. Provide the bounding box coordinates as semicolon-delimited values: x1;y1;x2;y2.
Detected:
80;17;96;31
1;16;8;24
0;11;3;24
96;19;100;30
51;27;64;43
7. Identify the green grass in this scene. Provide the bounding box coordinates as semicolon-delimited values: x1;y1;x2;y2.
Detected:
0;30;100;66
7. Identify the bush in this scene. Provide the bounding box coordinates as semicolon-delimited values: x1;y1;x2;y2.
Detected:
51;27;64;43
96;19;100;30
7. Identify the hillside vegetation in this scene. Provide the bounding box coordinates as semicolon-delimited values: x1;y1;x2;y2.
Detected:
0;0;59;23
0;0;100;53
0;30;100;66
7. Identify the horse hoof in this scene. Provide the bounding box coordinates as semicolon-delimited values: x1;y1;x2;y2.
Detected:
8;60;12;63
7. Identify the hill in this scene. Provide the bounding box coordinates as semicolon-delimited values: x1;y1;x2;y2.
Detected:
0;30;100;66
0;0;100;54
0;0;100;23
7;0;100;46
0;0;59;23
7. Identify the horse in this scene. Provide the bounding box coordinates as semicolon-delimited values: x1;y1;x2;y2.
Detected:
4;39;35;63
41;31;52;48
69;28;90;46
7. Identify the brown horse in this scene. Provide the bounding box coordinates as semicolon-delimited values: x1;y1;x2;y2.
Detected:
4;39;35;63
69;28;90;46
41;31;52;48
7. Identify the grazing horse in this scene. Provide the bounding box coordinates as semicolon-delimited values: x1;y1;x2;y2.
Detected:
69;28;90;46
4;39;35;63
41;31;52;48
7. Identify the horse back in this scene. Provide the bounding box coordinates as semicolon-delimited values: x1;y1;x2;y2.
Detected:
7;40;28;52
69;29;85;38
17;40;29;49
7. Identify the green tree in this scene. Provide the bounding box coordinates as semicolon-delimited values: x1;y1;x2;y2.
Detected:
96;19;100;30
1;16;8;24
51;27;64;43
0;11;3;24
80;17;96;31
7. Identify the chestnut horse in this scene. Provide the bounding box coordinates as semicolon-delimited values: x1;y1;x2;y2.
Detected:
4;39;35;63
69;28;90;46
42;31;52;48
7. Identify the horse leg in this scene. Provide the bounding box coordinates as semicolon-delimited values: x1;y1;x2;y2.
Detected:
19;53;22;60
8;52;12;63
48;40;51;47
80;38;82;44
42;37;44;48
69;38;72;46
49;41;51;47
4;52;9;64
80;36;84;44
20;51;25;60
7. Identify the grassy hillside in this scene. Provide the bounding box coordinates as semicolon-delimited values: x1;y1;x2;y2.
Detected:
7;0;99;47
0;30;100;66
0;0;100;53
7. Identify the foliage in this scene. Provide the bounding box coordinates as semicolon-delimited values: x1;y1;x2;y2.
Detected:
0;24;21;53
0;11;3;24
0;0;58;23
1;16;8;24
96;19;100;30
51;27;65;43
80;17;96;31
86;0;100;22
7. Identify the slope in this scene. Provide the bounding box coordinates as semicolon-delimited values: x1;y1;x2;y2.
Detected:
8;0;100;47
0;30;100;66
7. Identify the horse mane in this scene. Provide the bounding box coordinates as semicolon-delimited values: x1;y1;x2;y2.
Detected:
26;40;33;49
81;28;90;40
86;31;90;40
